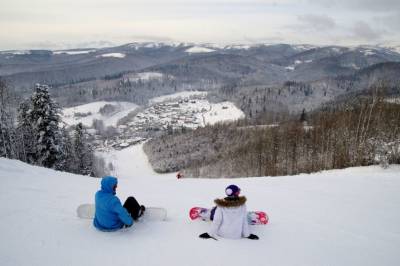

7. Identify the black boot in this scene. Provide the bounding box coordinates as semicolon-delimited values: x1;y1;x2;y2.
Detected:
138;205;146;218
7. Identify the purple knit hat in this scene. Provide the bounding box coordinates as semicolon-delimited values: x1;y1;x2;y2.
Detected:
225;184;241;197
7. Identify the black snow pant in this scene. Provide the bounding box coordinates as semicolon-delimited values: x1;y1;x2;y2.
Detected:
123;196;142;220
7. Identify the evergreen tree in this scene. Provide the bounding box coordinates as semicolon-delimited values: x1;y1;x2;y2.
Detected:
29;84;63;168
73;122;94;175
56;127;75;172
16;99;36;163
300;108;307;123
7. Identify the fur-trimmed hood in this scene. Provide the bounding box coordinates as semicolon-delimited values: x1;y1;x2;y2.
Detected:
214;196;247;208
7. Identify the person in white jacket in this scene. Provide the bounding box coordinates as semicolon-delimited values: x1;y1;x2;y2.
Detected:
199;184;259;240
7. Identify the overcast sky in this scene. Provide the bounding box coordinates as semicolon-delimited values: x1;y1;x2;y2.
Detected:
1;0;399;50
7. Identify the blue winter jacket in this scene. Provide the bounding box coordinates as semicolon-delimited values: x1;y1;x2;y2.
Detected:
93;176;133;231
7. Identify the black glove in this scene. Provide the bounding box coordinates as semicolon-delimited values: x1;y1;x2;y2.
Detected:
199;232;218;240
199;232;212;239
247;234;259;240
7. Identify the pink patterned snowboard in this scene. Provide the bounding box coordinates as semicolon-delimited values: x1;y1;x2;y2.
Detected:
189;207;269;225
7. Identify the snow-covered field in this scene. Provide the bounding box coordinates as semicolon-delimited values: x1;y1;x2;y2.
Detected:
1;144;400;266
124;72;165;82
203;102;245;125
185;46;215;53
62;101;138;127
97;53;126;58
385;97;400;104
285;59;313;71
149;91;207;104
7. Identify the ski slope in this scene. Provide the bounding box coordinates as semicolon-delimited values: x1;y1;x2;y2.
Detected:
1;145;400;266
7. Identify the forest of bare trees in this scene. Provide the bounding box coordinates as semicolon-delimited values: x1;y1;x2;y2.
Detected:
144;86;400;178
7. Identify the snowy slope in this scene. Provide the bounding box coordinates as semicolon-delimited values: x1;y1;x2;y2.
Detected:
1;146;400;266
203;102;245;125
62;101;138;127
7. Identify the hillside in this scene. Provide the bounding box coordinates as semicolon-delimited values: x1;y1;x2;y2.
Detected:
213;62;400;115
1;145;400;266
2;43;400;109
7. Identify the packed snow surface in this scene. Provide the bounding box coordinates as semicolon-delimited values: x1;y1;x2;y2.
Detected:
1;144;400;266
62;101;138;127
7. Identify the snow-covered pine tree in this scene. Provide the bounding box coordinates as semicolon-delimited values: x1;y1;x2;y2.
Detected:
56;126;75;172
73;122;94;175
29;84;63;169
16;99;36;163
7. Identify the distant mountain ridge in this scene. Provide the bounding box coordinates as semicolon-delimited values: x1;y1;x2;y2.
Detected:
1;42;399;110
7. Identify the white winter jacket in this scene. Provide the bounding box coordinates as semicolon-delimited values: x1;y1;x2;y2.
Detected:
209;196;250;239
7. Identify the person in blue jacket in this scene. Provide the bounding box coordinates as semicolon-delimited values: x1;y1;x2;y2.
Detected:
93;176;145;231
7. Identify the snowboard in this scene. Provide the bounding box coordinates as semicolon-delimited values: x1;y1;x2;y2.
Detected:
189;207;268;225
77;204;167;221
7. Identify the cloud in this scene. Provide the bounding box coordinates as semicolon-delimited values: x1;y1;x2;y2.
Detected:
242;34;285;44
127;35;174;43
374;14;400;32
0;0;398;49
351;21;382;41
297;14;336;31
308;0;400;12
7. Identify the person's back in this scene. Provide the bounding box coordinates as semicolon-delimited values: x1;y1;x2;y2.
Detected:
93;176;133;231
210;196;249;239
199;184;259;240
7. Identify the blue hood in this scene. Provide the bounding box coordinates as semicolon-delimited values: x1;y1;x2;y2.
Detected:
101;176;118;195
94;175;133;231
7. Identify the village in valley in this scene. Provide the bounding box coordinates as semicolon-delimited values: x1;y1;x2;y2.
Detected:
107;96;210;150
62;92;244;151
